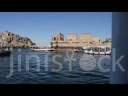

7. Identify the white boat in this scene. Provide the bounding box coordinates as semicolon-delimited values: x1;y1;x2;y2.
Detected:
93;46;111;55
105;50;111;55
31;46;54;52
93;51;111;55
93;49;111;55
82;47;94;54
88;50;94;54
31;48;54;51
74;49;81;52
84;50;89;54
82;46;111;55
82;47;89;54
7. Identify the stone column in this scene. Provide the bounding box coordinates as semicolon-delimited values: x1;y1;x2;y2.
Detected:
110;12;128;84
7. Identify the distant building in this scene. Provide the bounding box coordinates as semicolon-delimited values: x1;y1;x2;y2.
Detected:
105;38;111;42
101;38;111;48
51;32;102;48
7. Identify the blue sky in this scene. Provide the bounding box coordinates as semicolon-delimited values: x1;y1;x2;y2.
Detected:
0;12;112;46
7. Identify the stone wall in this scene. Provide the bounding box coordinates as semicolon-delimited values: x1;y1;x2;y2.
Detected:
51;32;102;48
67;33;78;41
80;33;91;40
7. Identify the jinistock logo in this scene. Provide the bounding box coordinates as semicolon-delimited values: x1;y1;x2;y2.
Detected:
6;48;124;78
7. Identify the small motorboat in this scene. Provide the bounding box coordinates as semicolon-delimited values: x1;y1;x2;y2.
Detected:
0;50;11;56
88;50;94;54
84;50;89;54
74;49;81;52
105;50;111;55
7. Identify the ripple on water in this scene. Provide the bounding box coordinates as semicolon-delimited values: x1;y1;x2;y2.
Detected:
0;49;110;84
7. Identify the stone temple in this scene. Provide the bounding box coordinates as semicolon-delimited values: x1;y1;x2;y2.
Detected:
51;32;102;48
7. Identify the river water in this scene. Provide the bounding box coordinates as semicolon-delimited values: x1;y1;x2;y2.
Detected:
0;49;110;84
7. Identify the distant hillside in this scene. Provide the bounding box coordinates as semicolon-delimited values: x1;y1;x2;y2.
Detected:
0;31;36;48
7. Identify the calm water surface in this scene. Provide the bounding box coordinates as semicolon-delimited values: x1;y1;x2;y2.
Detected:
0;49;110;84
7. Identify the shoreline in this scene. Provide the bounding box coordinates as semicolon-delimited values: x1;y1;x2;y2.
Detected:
53;48;74;52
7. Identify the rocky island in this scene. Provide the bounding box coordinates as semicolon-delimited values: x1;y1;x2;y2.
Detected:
0;31;35;48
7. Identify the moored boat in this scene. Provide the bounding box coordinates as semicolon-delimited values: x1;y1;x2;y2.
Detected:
0;50;11;56
88;50;94;54
31;46;54;52
0;38;12;56
31;48;54;52
82;46;111;55
74;49;81;52
93;51;111;55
